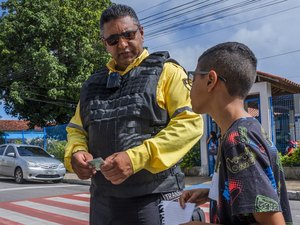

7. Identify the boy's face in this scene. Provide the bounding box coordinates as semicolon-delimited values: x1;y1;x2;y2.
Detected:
190;64;210;114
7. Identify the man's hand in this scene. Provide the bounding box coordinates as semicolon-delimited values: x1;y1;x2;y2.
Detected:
101;152;134;185
179;188;210;208
71;151;95;180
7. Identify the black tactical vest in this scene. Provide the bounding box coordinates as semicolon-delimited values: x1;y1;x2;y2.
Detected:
80;51;184;197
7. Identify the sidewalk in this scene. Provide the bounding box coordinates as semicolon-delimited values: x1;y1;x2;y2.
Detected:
62;173;300;200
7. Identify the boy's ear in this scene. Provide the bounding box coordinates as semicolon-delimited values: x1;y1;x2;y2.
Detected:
207;72;215;85
207;71;218;90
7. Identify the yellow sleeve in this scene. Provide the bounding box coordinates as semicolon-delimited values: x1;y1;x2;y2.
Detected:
64;103;88;172
126;62;204;174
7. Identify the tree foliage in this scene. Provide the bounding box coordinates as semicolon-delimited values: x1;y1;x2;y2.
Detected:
0;0;111;127
280;147;300;167
180;141;201;169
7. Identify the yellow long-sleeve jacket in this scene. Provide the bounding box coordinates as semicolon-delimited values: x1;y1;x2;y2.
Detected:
64;49;203;173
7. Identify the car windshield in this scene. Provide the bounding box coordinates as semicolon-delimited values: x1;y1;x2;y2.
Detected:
17;146;51;157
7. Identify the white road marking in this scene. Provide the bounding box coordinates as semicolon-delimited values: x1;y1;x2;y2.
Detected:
74;193;90;198
13;201;89;221
0;184;82;192
0;192;210;224
201;207;209;213
0;208;61;225
46;197;89;207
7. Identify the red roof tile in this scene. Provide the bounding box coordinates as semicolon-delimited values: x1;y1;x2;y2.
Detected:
0;120;31;131
256;71;300;95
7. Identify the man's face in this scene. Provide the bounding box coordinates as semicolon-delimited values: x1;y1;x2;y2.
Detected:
102;16;144;70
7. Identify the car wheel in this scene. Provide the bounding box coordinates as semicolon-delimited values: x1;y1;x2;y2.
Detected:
15;167;24;184
52;179;62;183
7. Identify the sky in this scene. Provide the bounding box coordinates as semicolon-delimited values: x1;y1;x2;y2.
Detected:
0;101;17;120
1;0;300;120
112;0;300;83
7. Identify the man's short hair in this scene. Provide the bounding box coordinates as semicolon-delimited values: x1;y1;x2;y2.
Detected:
198;42;257;99
100;4;140;33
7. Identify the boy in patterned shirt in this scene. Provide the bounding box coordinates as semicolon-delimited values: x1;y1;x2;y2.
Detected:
179;42;293;225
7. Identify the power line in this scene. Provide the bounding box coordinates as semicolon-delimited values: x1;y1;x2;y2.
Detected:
140;0;210;24
259;49;300;60
21;92;77;104
0;84;78;106
145;0;286;39
142;0;222;28
150;5;299;50
139;0;283;36
21;96;76;108
137;0;173;14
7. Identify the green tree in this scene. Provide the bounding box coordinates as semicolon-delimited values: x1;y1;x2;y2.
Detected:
280;147;300;167
0;0;111;128
180;141;201;169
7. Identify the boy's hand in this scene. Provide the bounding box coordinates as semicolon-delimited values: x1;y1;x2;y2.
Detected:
179;188;210;208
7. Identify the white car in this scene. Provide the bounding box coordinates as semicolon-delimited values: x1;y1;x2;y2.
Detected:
0;144;66;184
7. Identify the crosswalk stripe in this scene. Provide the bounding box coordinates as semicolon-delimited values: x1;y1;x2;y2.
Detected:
0;217;24;225
0;193;210;224
45;197;89;207
0;208;60;225
0;201;87;225
199;204;210;222
74;194;90;198
30;198;89;213
201;207;209;213
13;201;89;221
52;194;90;202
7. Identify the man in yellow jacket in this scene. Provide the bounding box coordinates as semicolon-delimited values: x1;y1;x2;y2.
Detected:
65;4;203;225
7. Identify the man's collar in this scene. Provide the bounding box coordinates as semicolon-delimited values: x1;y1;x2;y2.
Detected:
106;49;149;75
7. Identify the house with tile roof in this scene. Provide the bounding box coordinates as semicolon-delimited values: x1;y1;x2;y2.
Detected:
199;71;300;175
0;120;31;131
0;120;43;144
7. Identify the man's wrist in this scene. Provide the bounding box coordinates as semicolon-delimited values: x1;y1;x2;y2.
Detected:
72;149;88;156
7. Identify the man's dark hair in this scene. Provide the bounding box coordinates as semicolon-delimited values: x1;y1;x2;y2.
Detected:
198;42;257;99
100;4;140;33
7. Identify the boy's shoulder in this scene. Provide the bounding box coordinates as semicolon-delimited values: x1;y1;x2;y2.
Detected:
221;117;266;148
225;117;260;137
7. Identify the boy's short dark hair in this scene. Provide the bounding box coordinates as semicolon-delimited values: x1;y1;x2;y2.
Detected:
198;42;257;99
100;4;140;33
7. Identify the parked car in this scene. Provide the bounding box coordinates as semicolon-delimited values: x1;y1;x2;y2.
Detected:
0;144;66;184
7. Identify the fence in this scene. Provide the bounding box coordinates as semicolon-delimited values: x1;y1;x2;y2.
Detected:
1;94;299;158
0;124;67;150
271;94;300;153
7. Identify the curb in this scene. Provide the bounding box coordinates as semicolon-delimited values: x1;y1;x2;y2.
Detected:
288;191;300;201
62;178;91;186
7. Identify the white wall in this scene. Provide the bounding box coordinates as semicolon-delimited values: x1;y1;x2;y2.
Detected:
249;82;272;138
294;94;300;141
200;115;208;176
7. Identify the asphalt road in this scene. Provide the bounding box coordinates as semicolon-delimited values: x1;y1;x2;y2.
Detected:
0;177;299;224
0;177;89;202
